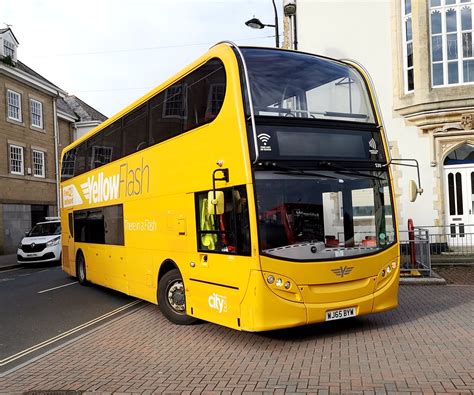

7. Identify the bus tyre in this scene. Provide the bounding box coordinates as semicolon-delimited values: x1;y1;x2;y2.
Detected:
158;269;196;325
76;252;88;286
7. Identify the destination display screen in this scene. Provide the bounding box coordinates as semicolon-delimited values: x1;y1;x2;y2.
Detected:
253;124;386;163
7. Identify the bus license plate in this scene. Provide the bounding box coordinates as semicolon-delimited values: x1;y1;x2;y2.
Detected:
326;307;356;321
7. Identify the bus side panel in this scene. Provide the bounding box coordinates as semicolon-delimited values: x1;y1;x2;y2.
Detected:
61;208;75;276
186;280;242;330
103;245;127;293
81;244;103;285
123;194;196;303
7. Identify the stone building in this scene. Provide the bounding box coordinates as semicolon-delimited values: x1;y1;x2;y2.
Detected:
0;28;106;254
284;0;474;233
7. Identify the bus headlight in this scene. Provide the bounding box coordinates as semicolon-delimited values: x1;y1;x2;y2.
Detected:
262;272;302;302
376;260;399;291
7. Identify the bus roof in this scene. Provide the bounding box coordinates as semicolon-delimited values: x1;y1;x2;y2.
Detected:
60;43;355;159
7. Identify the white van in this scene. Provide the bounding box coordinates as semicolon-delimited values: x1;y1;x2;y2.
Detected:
17;218;62;264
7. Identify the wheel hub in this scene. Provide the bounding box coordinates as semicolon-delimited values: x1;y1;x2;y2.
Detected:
167;281;185;313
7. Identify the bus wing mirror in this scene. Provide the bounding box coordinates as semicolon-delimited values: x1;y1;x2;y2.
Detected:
208;191;225;215
408;180;422;202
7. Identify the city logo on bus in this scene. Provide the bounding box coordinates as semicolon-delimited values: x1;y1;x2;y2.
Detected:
368;138;378;155
80;158;150;205
257;133;272;152
208;293;228;313
331;266;354;277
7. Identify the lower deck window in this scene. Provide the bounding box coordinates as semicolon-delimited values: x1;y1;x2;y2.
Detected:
74;204;124;245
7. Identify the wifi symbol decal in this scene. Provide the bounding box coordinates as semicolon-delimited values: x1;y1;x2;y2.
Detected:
257;133;271;146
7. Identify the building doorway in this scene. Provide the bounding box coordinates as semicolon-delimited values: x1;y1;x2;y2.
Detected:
31;205;48;227
443;143;474;244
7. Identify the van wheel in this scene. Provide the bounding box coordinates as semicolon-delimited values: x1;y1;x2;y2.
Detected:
76;252;88;286
158;269;196;325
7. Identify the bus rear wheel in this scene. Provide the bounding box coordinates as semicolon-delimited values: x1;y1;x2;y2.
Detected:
158;269;196;325
76;252;88;286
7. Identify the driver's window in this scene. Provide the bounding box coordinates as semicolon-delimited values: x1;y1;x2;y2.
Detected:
195;185;251;255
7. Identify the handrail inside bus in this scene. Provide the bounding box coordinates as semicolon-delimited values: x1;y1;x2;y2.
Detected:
213;41;260;164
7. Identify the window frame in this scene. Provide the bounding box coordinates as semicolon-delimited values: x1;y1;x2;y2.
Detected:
3;40;14;58
30;99;43;129
401;0;414;93
32;149;46;178
73;204;125;246
7;89;22;122
195;185;251;256
206;83;226;120
90;145;113;169
430;0;474;87
9;144;24;175
162;83;188;119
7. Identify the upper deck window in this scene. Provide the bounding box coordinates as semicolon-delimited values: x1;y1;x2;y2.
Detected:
240;48;376;124
61;58;226;181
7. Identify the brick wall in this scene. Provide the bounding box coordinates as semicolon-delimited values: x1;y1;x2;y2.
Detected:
0;74;73;254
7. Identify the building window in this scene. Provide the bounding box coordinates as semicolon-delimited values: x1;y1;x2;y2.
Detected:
3;40;14;58
430;0;474;86
163;84;187;118
32;150;45;178
61;148;76;179
402;0;414;92
9;145;24;175
206;84;225;120
30;99;43;129
7;90;22;122
90;146;113;169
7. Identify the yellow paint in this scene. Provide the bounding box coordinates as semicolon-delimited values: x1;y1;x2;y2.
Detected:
60;44;400;331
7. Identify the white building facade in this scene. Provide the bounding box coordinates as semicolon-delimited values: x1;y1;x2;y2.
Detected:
286;0;474;232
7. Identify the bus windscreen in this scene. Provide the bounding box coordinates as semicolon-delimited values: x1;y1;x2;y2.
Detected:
240;47;376;124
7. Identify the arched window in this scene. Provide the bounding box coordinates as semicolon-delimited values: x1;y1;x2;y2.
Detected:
444;143;474;165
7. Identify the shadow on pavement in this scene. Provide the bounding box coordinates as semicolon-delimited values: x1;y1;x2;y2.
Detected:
255;284;472;341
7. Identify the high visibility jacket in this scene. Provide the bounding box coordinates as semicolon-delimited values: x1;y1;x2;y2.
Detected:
200;198;216;250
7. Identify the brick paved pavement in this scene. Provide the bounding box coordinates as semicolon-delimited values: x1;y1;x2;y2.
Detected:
435;266;474;285
1;284;473;394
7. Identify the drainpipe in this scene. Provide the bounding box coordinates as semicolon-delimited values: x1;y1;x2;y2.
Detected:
53;96;60;215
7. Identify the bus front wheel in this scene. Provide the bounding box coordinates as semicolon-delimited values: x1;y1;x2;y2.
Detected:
76;252;88;286
158;269;196;325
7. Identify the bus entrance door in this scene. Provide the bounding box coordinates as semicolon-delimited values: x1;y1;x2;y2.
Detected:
189;187;252;329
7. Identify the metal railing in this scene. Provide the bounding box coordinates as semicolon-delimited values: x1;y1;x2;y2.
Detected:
399;228;431;276
416;224;474;257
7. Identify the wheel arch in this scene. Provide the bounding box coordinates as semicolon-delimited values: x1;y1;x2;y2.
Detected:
75;248;84;276
158;259;179;283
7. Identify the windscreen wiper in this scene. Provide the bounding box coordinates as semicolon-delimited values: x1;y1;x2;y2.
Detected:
316;161;384;180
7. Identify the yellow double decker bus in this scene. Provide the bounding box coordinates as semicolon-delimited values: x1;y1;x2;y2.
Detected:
60;42;400;331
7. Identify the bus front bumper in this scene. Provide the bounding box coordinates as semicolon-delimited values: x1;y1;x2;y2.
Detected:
240;269;399;332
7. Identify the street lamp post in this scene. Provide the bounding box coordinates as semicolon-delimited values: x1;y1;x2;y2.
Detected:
245;0;280;48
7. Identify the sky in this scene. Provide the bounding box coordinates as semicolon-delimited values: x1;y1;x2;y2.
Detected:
4;0;283;117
